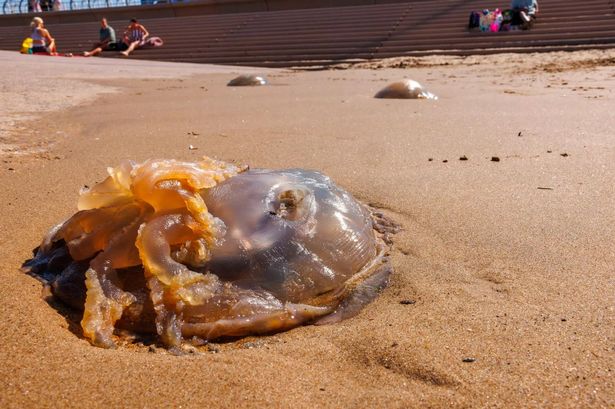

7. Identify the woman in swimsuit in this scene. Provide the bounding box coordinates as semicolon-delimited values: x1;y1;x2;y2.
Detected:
119;18;149;57
30;17;57;55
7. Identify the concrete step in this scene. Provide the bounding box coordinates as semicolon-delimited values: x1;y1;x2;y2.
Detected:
0;0;612;67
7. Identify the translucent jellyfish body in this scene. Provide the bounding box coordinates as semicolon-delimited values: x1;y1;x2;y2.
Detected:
227;75;268;86
375;79;438;99
24;158;394;349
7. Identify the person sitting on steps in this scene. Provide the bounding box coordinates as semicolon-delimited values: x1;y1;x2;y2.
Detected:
119;18;149;57
83;18;117;57
30;17;57;55
510;0;539;29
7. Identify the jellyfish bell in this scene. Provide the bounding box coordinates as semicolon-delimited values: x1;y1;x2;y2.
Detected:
375;79;438;100
227;75;268;86
203;169;381;300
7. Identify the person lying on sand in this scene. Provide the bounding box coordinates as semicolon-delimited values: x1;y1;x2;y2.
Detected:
83;18;117;57
30;17;57;55
118;18;149;57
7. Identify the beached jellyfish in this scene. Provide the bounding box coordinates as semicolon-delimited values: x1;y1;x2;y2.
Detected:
227;75;268;86
375;79;438;100
24;157;396;349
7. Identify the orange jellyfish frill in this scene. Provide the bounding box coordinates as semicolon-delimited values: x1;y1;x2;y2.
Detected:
48;157;242;347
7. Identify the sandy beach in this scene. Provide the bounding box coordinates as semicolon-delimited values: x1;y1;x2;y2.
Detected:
0;49;613;408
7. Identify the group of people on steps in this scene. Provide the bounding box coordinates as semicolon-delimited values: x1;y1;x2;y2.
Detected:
29;16;150;57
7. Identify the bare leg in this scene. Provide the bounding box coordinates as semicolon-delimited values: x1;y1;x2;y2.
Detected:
83;42;104;57
48;40;57;55
519;11;531;29
83;47;103;57
120;41;139;57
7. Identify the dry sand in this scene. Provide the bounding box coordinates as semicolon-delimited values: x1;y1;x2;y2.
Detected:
0;52;264;156
0;49;613;408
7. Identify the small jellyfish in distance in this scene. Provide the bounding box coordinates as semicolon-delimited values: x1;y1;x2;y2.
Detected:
227;75;268;86
375;79;438;100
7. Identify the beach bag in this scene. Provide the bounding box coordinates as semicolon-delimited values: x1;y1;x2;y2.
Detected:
143;36;164;47
479;10;493;32
468;11;480;29
490;8;503;32
20;37;33;54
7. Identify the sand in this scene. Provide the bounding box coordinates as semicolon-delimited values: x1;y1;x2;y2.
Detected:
0;49;613;408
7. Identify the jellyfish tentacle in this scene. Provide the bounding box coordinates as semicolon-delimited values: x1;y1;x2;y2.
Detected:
36;210;100;256
65;204;146;261
179;282;333;340
136;213;223;347
39;220;68;254
74;158;241;347
130;160;239;243
182;302;332;340
78;160;136;211
128;159;241;347
80;207;150;347
82;260;136;348
131;158;241;215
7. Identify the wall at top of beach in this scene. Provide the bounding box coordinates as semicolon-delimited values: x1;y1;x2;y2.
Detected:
0;0;413;26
